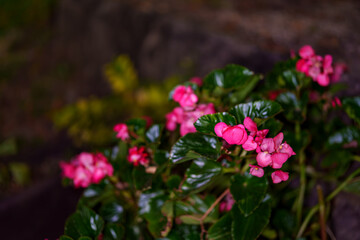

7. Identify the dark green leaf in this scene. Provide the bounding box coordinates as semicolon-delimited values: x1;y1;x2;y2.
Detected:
103;223;125;240
194;112;237;135
344;180;360;196
229;100;283;125
231;200;271;240
321;150;352;177
203;65;255;91
181;158;222;193
170;133;220;164
162;224;201;240
272;209;296;236
276;92;308;122
259;118;283;138
146;124;163;143
167;175;182;190
64;207;104;239
133;166;152;190
343;97;360;124
327;126;360;147
228;75;260;104
59;236;73;240
207;213;232;240
230;173;268;216
78;237;92;240
154;150;169;166
99;202;124;223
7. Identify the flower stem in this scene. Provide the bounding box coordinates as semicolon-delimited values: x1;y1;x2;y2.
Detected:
297;149;306;225
317;185;327;240
296;168;360;238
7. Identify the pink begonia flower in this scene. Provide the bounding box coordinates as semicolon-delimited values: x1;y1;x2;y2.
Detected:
242;136;258;151
271;170;289;184
219;193;235;212
127;146;150;167
249;164;264;178
60;152;113;188
214;122;248;145
173;85;198;108
189;77;203;86
256;132;295;169
113;123;129;141
166;107;184;131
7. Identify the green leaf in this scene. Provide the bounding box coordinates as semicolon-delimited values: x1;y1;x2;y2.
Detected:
207;213;232;240
259;118;283;138
203;64;255;91
230;173;268;216
99;201;124;223
321;150;352;177
170;133;220;164
59;236;73;240
154;150;169;166
327;127;360;147
343;97;360;124
133;166;152;190
103;223;125;240
276;92;308;122
181;158;222;193
126;118;147;135
163;224;201;240
194;112;237;135
272;209;296;237
0;138;17;156
146;124;164;143
229;100;283;125
344;179;360;196
167;175;182;190
64;206;104;239
228;75;260;104
231;200;271;240
78;237;92;240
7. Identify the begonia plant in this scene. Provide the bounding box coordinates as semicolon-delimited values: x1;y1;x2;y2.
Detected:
59;46;360;240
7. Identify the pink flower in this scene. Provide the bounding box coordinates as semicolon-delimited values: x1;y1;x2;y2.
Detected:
166;107;184;131
113;123;129;141
271;170;289;184
189;77;203;86
214;122;248;145
249;165;264;178
219;193;235;212
256;132;295;169
243;117;269;151
60;152;113;188
296;45;335;87
173;85;198;109
330;63;347;83
128;146;150;167
331;97;342;108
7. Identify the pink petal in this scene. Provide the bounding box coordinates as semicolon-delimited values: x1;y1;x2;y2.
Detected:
271;170;289;184
189;77;203;86
242;136;258;151
222;125;248;145
273;132;284;149
260;138;275;153
244;117;258;132
214;122;228;137
316;74;330;86
173;86;186;102
271;153;289;169
256;152;272;167
299;45;315;59
278;142;296;157
296;59;310;73
249;165;264;178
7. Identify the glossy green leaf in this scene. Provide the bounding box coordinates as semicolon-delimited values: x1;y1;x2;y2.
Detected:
273;209;296;237
229;100;283;125
146;124;163;143
133;166;152;190
259;118;283;138
203;64;255;91
103;223;125;240
231;200;271;240
207;213;232;240
163;224;201;240
230;173;268;216
181;158;222;193
154;150;169;166
170;133;220;164
321;150;352;177
167;175;182;190
99;201;124;223
194;112;237;135
276;92;308;122
343;97;360;124
64;206;104;239
228;75;260;104
327;127;360;147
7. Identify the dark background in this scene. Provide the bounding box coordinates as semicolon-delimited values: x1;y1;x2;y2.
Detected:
0;0;359;239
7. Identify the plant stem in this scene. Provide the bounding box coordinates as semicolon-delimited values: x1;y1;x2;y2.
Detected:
200;188;230;222
317;185;327;240
296;168;360;238
297;149;306;225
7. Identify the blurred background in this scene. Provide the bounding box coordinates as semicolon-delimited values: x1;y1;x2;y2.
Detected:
0;0;359;239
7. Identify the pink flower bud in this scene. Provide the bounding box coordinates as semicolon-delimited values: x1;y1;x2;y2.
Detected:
271;170;289;184
249;165;264;178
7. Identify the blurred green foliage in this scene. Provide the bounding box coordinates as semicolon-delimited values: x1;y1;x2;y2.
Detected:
53;55;179;146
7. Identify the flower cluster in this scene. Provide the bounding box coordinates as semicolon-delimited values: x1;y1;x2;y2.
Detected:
127;146;150;167
219;193;235;212
296;45;334;86
113;123;129;140
215;117;295;183
166;83;216;136
60;152;113;188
